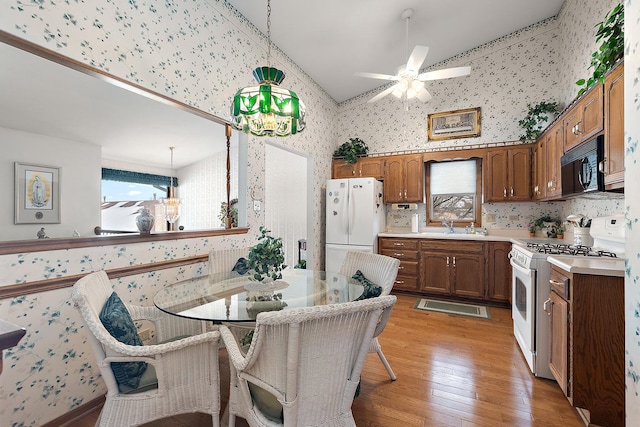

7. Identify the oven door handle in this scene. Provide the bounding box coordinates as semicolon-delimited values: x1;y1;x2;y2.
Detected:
510;258;533;276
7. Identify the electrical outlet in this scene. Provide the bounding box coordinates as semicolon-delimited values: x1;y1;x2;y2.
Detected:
253;200;261;211
509;215;520;221
485;214;496;223
139;328;151;342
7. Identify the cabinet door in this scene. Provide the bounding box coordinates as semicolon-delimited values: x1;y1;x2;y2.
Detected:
383;156;405;203
533;138;547;200
545;124;563;199
332;161;354;179
563;85;603;152
508;147;531;201
487;242;511;303
549;290;569;398
421;252;450;294
403;154;425;203
484;149;508;202
604;63;624;189
357;157;384;179
451;253;484;298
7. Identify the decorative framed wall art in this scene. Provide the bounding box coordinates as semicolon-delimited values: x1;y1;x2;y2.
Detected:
427;107;481;141
14;162;61;224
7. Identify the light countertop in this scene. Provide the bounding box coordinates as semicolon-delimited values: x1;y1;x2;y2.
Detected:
547;255;625;277
378;227;525;242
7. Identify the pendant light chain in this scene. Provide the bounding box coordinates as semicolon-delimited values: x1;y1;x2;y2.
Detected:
266;0;271;68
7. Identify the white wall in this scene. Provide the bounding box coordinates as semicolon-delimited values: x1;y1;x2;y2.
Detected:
0;128;101;240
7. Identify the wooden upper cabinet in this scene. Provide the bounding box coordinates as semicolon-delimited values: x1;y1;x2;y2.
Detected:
604;62;624;190
563;84;603;152
331;157;384;179
383;154;424;203
544;122;564;200
533;138;546;200
484;146;531;202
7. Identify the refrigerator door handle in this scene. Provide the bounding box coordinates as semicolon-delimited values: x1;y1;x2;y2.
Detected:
348;185;354;236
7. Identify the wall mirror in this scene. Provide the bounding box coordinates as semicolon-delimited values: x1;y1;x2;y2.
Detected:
0;31;247;251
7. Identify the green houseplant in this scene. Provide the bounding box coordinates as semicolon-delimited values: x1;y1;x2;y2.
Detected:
518;101;560;141
247;226;286;282
576;3;624;97
333;137;368;164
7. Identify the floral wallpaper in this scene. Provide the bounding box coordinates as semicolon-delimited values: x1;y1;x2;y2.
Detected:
0;0;637;425
624;0;640;422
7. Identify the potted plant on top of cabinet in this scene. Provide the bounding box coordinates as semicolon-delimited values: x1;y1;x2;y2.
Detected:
575;3;624;97
333;137;369;164
518;101;560;142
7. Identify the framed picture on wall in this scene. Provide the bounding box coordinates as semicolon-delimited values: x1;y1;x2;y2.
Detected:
14;162;61;224
427;107;481;141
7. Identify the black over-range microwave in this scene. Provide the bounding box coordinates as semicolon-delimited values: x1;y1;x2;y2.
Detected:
560;135;611;198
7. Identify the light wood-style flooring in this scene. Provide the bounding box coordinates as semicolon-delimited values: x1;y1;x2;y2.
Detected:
66;294;583;426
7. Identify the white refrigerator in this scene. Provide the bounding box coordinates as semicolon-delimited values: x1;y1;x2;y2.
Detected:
325;178;385;273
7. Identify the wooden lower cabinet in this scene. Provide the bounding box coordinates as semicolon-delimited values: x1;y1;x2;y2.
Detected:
547;265;624;427
378;237;419;291
378;237;511;305
420;240;485;299
487;242;512;303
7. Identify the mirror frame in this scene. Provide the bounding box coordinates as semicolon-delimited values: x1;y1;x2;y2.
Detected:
0;30;247;254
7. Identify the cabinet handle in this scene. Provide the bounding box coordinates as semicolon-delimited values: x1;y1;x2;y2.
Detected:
453;256;456;267
534;185;539;195
503;188;507;198
573;120;582;135
358;169;362;176
352;170;355;176
543;298;551;314
395;280;404;285
404;189;407;199
393;242;405;246
398;266;405;270
446;256;450;266
510;187;514;197
549;279;564;286
393;252;404;257
598;158;607;174
398;191;402;198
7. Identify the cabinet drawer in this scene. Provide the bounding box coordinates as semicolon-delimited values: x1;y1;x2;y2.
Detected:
379;238;419;250
397;260;419;276
380;248;419;261
393;275;419;291
420;239;484;253
550;267;570;300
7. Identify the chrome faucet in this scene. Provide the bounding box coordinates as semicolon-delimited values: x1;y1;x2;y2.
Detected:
442;220;454;234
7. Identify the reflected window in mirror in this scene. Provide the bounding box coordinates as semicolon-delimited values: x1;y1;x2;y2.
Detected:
426;159;482;226
101;168;175;234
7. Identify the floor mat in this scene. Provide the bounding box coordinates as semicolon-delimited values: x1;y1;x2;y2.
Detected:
413;298;491;319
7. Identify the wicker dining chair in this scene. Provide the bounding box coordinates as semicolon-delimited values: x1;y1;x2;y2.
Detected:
220;294;397;427
338;251;400;380
72;270;221;427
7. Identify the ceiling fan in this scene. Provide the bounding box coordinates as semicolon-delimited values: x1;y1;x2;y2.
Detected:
355;8;471;103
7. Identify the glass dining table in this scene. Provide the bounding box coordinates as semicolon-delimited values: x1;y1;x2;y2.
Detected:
153;269;365;323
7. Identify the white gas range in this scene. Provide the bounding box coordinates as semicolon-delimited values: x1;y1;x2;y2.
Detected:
509;215;625;380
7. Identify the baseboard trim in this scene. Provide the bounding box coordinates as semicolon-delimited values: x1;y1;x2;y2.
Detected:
42;395;105;427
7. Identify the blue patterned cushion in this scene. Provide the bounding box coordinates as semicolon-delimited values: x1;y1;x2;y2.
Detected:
232;257;250;275
352;270;382;301
99;292;147;391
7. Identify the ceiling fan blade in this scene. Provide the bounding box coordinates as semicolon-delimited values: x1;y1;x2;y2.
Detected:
416;87;432;103
418;66;471;81
354;72;399;81
406;46;429;73
368;84;398;103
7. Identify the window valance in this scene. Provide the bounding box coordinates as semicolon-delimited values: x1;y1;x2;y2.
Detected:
102;168;178;187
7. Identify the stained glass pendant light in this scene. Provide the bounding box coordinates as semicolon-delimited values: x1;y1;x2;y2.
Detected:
230;0;306;137
161;147;181;230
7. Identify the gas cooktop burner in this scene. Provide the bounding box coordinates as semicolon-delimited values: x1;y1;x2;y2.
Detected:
525;242;618;257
